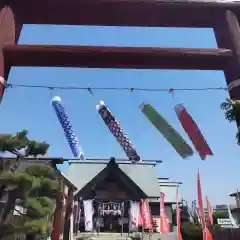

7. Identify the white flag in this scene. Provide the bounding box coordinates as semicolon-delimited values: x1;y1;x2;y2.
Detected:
129;201;140;232
83;200;93;231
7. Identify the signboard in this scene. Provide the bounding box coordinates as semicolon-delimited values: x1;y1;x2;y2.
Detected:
217;218;232;225
217;218;238;228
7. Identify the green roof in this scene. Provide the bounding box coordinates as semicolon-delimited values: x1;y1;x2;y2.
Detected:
66;159;160;198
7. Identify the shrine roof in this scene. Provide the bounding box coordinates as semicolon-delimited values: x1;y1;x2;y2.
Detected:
66;158;162;165
66;159;160;199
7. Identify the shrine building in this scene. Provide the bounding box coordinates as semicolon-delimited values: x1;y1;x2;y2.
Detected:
66;158;181;233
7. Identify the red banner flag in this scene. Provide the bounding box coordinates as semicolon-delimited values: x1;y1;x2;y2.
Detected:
138;207;143;227
174;104;213;160
197;170;213;240
141;199;153;231
204;226;213;240
160;192;166;216
206;196;213;225
197;169;205;228
176;188;183;240
160;192;169;233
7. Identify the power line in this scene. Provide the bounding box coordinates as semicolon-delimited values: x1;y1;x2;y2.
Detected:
6;83;227;93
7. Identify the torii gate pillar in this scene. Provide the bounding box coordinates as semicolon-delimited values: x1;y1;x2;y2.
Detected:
214;10;240;101
0;4;22;103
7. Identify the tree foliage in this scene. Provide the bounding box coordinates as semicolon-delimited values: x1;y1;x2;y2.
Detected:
0;129;60;239
212;211;229;224
0;129;49;157
181;222;203;240
221;98;240;145
172;200;197;228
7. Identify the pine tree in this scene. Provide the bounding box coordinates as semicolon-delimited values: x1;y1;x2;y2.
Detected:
221;98;240;145
0;130;60;239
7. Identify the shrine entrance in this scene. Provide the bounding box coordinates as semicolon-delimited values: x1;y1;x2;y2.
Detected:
96;201;126;233
93;176;130;233
102;214;119;232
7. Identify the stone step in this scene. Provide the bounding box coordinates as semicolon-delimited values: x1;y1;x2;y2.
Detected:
76;232;130;240
75;232;177;240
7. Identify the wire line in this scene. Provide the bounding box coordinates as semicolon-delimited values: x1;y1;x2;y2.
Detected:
6;83;228;93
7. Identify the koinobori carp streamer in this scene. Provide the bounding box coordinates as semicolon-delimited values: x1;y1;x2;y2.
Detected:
140;103;194;159
52;96;85;160
96;100;140;163
174;104;213;160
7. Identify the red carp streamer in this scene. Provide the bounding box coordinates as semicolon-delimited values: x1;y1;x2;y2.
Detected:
174;104;213;160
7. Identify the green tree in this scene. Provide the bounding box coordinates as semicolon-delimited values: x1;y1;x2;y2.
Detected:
180;205;192;223
212;211;229;224
172;200;197;227
181;222;203;240
180;199;194;223
0;130;60;239
221;98;240;145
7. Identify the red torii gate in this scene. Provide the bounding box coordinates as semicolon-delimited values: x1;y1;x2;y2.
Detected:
1;1;240;239
1;0;240;104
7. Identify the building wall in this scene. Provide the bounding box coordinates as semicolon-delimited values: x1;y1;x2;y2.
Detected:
234;196;240;208
158;178;181;204
232;211;240;224
150;203;173;223
95;182;129;200
150;202;173;232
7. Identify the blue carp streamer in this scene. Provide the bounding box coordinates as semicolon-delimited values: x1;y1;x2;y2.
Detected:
96;100;140;163
52;96;85;160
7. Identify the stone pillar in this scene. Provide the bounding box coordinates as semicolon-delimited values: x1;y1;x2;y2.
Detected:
0;4;22;103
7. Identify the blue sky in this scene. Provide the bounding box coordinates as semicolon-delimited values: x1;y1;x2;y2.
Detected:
0;25;239;206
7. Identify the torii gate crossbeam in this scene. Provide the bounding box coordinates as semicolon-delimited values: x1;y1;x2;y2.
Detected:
0;0;240;105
